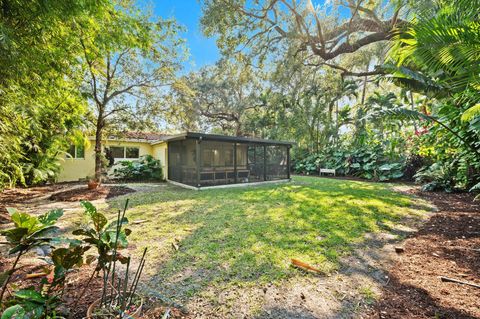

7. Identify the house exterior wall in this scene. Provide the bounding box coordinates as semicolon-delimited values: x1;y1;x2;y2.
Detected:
152;142;168;179
57;143;96;182
57;140;166;182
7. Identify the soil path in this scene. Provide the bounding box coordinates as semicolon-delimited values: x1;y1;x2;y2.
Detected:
366;190;480;319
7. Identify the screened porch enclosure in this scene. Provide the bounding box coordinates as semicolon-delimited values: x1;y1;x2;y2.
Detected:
167;135;291;187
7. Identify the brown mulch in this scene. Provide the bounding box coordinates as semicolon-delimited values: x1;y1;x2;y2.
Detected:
49;185;135;202
63;265;191;318
0;183;75;223
0;259;189;318
367;191;480;319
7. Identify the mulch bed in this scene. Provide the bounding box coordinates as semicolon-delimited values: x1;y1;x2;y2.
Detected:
367;191;480;319
0;183;74;223
49;185;135;202
0;259;189;318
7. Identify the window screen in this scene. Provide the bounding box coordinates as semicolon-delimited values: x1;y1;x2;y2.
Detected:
67;145;84;159
126;147;139;158
111;147;124;158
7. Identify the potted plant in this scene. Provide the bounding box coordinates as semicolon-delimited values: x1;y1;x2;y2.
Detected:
87;176;99;190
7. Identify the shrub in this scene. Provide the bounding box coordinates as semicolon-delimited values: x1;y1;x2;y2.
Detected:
414;162;457;192
113;155;163;181
403;154;427;181
294;145;405;181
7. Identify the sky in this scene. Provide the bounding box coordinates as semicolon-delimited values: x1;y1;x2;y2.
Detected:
150;0;221;71
147;0;349;73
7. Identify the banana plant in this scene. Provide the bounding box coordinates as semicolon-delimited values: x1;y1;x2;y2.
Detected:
0;208;63;304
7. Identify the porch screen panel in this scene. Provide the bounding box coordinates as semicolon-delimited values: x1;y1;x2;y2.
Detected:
266;145;288;180
235;143;249;183
168;139;197;186
247;144;265;183
198;140;235;186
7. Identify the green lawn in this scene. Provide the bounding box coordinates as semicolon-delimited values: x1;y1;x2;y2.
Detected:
102;176;429;302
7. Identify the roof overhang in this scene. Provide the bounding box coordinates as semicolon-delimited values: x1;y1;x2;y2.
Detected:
162;132;294;146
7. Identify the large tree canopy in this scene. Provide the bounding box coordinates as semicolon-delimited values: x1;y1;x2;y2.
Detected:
78;5;185;180
0;0;112;187
200;0;410;76
170;59;263;136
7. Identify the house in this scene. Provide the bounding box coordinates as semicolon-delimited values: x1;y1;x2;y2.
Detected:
59;132;293;189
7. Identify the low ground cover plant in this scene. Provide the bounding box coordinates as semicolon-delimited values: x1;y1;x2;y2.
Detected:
294;144;405;181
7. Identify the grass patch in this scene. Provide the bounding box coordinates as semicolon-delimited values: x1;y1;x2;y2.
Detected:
103;176;429;301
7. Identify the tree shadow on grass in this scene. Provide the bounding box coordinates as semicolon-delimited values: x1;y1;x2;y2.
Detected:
105;177;431;316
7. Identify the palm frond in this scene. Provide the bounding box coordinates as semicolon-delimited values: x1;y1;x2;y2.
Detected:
461;104;480;122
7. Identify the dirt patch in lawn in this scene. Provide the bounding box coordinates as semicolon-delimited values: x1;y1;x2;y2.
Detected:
0;183;76;223
366;191;480;319
49;185;135;202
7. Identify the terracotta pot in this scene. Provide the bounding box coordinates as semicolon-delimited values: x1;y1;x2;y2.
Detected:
87;180;99;190
86;294;143;319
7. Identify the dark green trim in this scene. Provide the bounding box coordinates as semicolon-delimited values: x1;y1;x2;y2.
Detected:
164;132;294;146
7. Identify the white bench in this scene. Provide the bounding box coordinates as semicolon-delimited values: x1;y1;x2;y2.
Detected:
319;168;336;176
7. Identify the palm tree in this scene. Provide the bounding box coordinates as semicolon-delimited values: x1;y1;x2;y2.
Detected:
388;0;480;118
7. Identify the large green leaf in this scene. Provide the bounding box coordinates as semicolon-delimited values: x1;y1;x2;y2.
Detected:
0;227;28;244
27;225;59;240
91;212;108;232
1;305;26;319
106;217;129;230
37;209;63;226
9;244;30;255
72;228;95;237
51;246;87;269
80;201;97;216
14;289;45;304
9;212;38;232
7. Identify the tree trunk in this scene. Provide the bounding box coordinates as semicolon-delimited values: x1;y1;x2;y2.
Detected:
235;121;242;137
94;116;103;182
335;100;339;146
361;63;369;105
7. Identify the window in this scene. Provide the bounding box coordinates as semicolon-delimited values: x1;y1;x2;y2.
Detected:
110;147;125;158
76;145;85;158
67;145;85;159
110;146;140;159
68;145;75;158
126;147;139;158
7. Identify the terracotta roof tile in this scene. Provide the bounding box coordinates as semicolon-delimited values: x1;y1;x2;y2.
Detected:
112;131;172;141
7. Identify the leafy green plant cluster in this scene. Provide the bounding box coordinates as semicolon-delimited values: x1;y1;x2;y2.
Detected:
294;144;405;181
113;155;163;181
0;199;142;319
0;208;86;318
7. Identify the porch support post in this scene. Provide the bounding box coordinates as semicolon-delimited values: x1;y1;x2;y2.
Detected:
233;142;237;184
196;138;201;187
263;145;267;181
